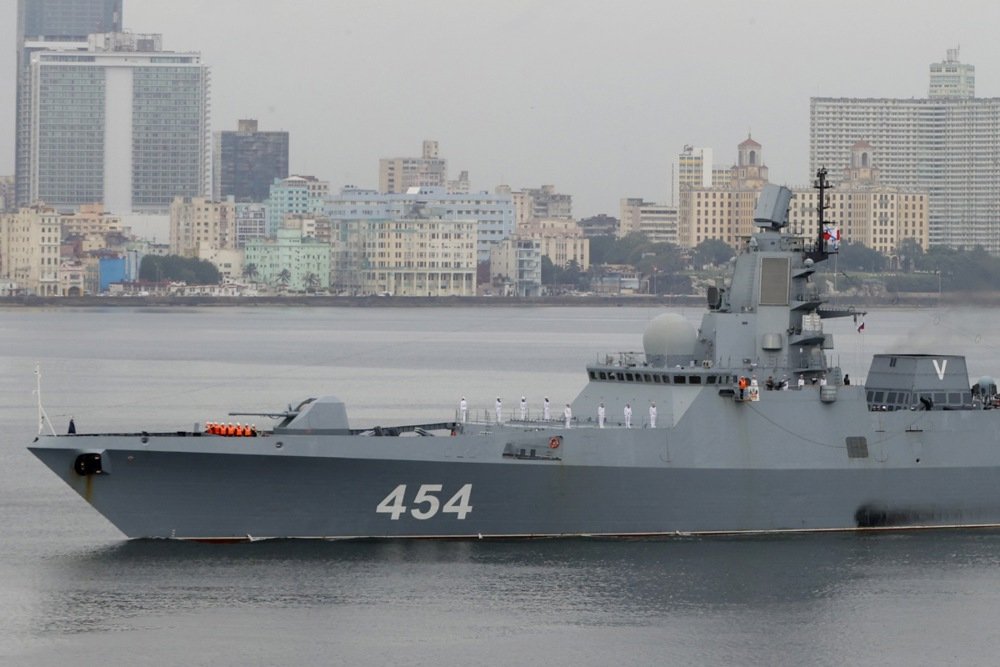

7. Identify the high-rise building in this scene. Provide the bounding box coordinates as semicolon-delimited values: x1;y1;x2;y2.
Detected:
213;119;289;203
15;0;123;208
22;32;210;213
810;50;1000;252
379;140;448;194
929;47;974;98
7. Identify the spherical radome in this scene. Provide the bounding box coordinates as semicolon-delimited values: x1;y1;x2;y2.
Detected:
643;313;697;361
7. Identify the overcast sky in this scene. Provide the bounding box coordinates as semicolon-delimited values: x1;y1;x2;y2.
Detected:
3;0;1000;216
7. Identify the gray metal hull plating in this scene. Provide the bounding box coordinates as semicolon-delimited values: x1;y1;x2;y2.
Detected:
29;387;1000;539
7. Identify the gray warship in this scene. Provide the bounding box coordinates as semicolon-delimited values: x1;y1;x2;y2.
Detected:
29;172;1000;540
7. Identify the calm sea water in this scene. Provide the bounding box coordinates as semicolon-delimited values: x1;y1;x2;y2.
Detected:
4;304;1000;666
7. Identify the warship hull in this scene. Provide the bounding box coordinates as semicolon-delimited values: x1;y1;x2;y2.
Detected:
29;388;1000;540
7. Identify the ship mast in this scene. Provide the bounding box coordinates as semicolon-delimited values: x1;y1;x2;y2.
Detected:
809;167;832;262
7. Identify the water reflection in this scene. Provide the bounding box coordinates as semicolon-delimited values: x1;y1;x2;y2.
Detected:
30;530;1000;637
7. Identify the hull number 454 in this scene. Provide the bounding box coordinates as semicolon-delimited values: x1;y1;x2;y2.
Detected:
376;483;473;520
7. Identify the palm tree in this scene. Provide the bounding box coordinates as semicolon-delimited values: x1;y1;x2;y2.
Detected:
242;263;259;284
276;269;292;291
304;272;320;293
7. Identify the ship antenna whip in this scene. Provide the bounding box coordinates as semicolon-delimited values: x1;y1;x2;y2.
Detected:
34;363;56;436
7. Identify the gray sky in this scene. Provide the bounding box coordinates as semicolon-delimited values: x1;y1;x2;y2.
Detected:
3;0;999;216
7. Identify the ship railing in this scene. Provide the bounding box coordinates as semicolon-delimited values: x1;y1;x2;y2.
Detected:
459;409;656;429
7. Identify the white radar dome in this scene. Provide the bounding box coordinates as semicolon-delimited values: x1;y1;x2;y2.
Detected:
642;313;697;366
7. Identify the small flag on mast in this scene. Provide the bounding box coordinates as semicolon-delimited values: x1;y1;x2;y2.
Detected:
857;321;865;333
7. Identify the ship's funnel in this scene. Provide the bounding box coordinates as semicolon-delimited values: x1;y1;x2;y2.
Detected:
643;313;697;368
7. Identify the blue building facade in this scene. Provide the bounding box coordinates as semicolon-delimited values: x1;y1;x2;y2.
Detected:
325;186;514;262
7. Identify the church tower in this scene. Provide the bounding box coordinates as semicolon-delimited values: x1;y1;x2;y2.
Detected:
732;135;769;188
843;140;880;185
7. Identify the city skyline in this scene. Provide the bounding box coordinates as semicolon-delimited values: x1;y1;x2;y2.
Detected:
3;0;1000;216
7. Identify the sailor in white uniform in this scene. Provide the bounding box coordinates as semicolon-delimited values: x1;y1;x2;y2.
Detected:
543;397;551;421
520;396;527;421
495;397;503;423
459;397;468;423
598;402;606;428
564;403;572;428
649;402;657;428
624;403;632;429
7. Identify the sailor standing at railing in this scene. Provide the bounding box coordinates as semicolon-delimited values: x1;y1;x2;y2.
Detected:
459;397;468;423
649;402;657;428
624;403;632;429
495;397;503;423
543;397;551;421
564;403;572;428
598;402;606;428
520;396;527;420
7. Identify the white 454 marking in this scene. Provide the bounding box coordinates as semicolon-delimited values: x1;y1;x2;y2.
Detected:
376;483;473;520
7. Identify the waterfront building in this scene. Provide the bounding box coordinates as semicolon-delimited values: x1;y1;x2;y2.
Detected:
265;176;328;236
331;217;476;297
489;238;542;297
196;246;243;284
326;186;514;262
244;224;330;292
618;199;679;244
517;219;589;271
169;196;236;257
15;0;123;208
0;204;62;295
379;140;448;194
21;31;209;213
810;49;1000;252
213;119;289;202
